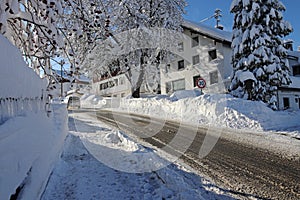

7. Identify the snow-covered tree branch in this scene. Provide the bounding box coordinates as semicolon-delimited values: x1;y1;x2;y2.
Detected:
84;0;186;98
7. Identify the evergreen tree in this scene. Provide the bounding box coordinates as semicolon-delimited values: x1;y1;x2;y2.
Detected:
230;0;292;109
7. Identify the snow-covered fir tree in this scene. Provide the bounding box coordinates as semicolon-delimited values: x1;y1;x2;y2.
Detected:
230;0;292;109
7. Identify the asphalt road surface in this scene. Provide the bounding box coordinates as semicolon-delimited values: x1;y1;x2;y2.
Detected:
93;110;299;200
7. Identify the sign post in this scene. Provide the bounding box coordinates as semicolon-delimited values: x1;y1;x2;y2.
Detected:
196;77;206;93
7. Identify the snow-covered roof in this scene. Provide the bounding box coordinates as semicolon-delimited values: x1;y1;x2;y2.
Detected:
182;20;232;43
53;69;90;83
288;76;300;89
76;75;91;83
287;50;300;60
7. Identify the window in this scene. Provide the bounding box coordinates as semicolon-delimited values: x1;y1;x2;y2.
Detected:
293;65;300;76
178;60;184;70
166;82;172;94
193;75;201;87
208;49;217;61
166;79;186;93
192;55;200;65
173;79;185;91
114;79;119;86
108;81;115;88
165;64;171;73
119;77;125;85
192;36;199;47
283;97;290;109
209;71;218;85
100;82;109;90
178;42;184;52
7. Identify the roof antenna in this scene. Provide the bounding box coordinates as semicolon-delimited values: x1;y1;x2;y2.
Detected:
200;9;223;30
214;9;223;29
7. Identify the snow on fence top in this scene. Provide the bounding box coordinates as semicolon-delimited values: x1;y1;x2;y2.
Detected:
0;35;47;99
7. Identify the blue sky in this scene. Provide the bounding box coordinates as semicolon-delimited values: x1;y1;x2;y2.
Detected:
184;0;300;49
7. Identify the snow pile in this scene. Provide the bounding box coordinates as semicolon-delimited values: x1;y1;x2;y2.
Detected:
80;92;300;137
107;93;300;136
0;35;47;98
84;130;140;152
80;93;104;108
69;112;168;173
113;94;262;130
0;103;68;200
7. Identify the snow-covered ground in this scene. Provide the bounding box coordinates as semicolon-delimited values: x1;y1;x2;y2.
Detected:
42;111;238;200
80;91;300;139
0;103;67;200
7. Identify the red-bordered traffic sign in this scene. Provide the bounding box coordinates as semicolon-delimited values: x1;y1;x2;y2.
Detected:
196;78;206;89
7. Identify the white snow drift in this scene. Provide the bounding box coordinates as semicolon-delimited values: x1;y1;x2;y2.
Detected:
81;92;300;139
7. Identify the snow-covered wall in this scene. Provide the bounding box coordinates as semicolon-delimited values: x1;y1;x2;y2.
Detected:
0;34;47;124
0;35;68;199
0;35;47;98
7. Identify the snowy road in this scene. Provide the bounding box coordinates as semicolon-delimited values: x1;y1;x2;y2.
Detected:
96;110;300;200
41;110;237;200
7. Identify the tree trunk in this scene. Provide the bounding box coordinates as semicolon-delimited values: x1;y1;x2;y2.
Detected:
132;87;140;98
131;51;147;98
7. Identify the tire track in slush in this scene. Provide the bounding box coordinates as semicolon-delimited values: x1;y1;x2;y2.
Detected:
95;110;300;200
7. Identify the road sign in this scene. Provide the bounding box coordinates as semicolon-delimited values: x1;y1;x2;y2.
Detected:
196;78;206;89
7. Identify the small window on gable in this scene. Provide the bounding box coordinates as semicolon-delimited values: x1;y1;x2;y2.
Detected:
192;55;200;65
192;36;199;47
178;60;184;70
208;49;217;61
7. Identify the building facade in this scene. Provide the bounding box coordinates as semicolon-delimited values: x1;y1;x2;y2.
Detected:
277;50;300;110
90;19;300;110
160;20;232;95
92;73;132;98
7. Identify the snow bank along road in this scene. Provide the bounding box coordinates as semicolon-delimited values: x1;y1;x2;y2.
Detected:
96;110;300;200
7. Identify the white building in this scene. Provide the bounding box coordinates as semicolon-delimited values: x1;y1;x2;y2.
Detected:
160;20;232;95
277;50;300;110
90;19;300;110
92;73;131;98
